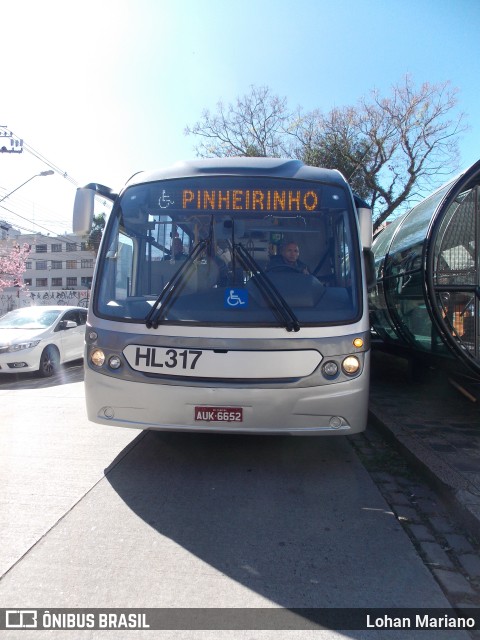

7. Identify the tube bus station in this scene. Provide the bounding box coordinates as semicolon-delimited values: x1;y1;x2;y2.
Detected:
370;159;480;380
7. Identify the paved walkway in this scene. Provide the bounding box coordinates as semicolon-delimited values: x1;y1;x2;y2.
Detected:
369;348;480;540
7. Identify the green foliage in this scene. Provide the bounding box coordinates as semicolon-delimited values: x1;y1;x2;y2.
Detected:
86;213;106;255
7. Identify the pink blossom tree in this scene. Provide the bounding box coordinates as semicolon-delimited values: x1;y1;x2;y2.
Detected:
0;243;31;292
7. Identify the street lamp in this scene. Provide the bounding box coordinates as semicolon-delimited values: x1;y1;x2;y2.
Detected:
0;169;55;205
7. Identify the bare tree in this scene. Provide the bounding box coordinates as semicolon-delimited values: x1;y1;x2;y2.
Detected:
185;79;467;230
286;107;374;200
184;85;291;157
353;76;467;229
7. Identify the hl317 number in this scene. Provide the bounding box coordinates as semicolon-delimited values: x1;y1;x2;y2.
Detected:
165;349;202;369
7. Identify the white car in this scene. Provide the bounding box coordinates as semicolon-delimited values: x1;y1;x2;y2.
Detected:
0;305;87;377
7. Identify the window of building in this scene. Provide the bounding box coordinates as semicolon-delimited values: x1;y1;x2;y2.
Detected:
36;278;48;287
51;260;62;269
36;260;48;270
66;277;77;287
25;261;32;270
51;243;62;252
36;244;48;253
51;277;63;287
81;259;94;269
81;276;93;288
66;242;77;252
66;260;77;269
24;278;32;286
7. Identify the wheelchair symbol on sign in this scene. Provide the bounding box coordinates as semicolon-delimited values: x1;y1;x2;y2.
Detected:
225;289;248;308
158;190;174;208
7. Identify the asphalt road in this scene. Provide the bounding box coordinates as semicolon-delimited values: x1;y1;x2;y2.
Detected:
0;364;472;639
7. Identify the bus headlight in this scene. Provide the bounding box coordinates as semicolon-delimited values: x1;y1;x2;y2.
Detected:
90;348;106;367
342;355;360;375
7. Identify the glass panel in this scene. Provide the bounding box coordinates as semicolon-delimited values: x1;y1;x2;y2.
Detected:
95;176;361;326
433;186;477;287
369;280;400;342
372;215;403;260
385;240;424;279
387;181;453;258
384;272;431;349
370;178;457;351
400;303;432;349
99;231;134;302
436;290;478;358
0;308;61;328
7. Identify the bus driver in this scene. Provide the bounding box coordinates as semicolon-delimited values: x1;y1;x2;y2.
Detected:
269;241;309;275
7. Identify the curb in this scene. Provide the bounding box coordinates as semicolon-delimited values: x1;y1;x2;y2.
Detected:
368;403;480;543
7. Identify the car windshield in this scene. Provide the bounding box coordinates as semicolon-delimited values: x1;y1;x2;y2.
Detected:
94;176;361;327
0;309;61;329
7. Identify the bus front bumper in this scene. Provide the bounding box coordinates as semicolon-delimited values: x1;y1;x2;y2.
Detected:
85;373;369;435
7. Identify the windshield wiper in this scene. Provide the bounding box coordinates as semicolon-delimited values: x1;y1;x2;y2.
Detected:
234;243;300;332
145;240;207;329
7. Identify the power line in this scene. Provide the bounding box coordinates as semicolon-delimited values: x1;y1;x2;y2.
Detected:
0;186;74;234
0;186;111;239
1;126;116;209
0;181;76;217
0;126;79;187
0;202;83;244
0;126;113;237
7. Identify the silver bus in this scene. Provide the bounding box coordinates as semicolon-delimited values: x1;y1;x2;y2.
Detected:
73;158;373;434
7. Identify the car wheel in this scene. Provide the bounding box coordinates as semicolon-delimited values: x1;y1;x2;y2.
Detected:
38;345;60;377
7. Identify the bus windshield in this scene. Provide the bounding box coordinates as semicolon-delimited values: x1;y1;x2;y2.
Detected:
94;176;361;327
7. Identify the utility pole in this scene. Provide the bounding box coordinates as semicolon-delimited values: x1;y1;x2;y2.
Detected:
0;126;23;154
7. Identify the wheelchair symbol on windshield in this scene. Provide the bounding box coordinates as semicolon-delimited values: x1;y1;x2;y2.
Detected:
158;190;174;208
225;288;248;308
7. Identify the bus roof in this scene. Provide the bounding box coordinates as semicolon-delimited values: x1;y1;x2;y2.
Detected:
124;157;348;190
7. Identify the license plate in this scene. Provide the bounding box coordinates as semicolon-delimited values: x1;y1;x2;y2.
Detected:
194;406;243;422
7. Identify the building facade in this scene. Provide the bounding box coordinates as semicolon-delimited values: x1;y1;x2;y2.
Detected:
0;226;96;291
0;224;95;313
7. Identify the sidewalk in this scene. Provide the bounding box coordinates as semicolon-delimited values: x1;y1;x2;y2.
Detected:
368;348;480;540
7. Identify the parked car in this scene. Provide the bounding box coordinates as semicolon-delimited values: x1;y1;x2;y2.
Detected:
0;305;87;377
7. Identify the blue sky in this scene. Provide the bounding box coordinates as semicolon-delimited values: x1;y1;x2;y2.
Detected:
0;0;478;234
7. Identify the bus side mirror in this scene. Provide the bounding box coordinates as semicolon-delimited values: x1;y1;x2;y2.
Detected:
358;207;373;250
73;188;95;235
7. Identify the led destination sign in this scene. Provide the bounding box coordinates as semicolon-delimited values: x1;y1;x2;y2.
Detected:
181;188;319;212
